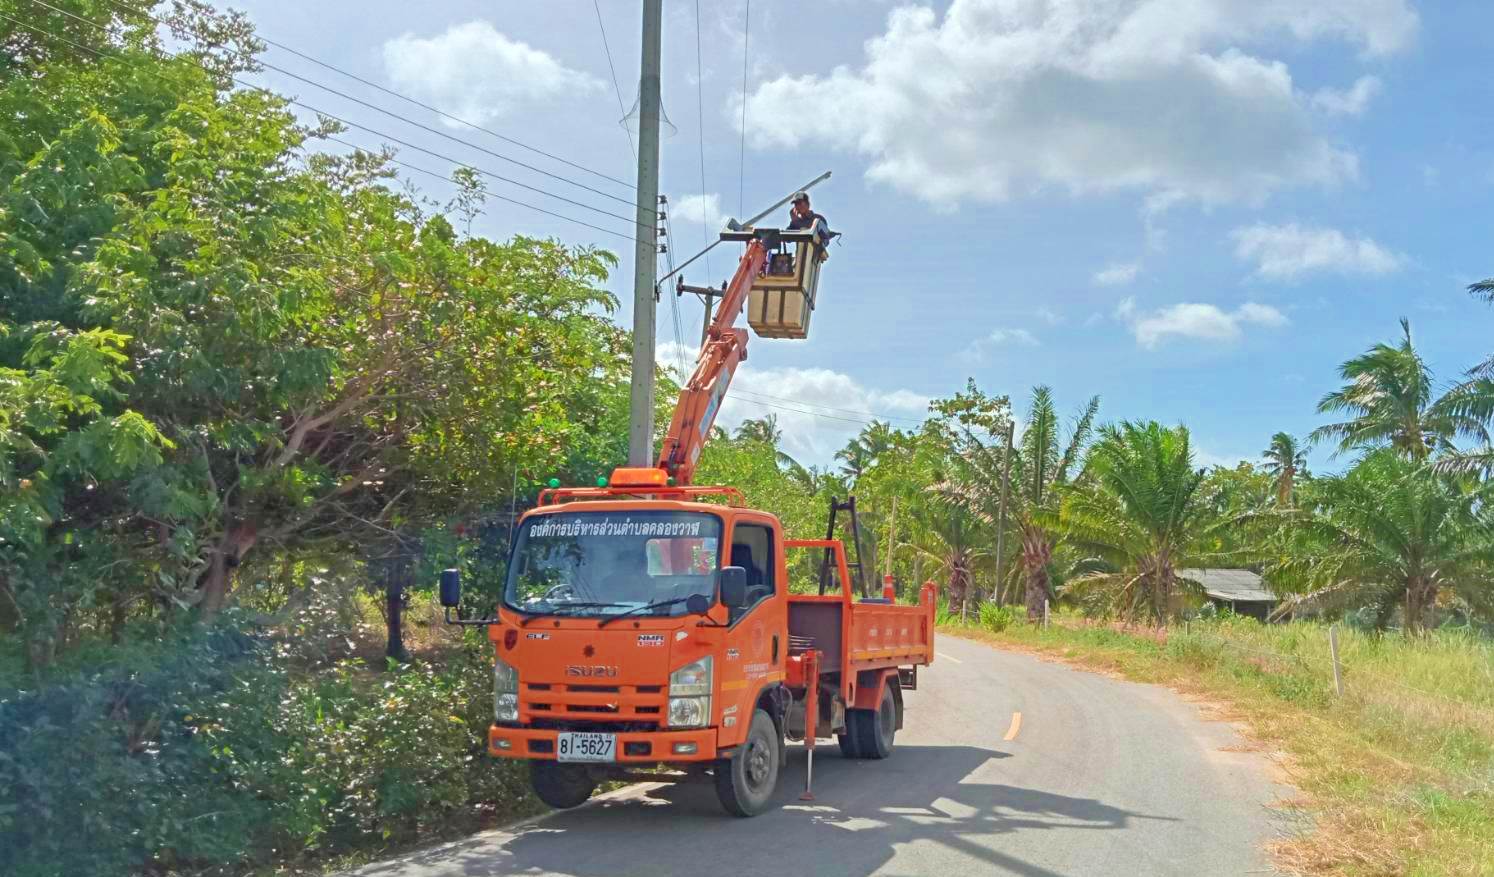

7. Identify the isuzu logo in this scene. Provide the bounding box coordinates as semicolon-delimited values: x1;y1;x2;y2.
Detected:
565;665;619;678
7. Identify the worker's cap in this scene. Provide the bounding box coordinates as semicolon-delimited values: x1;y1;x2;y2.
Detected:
791;191;809;203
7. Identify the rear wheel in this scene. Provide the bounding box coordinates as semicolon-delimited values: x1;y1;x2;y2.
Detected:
857;682;897;759
530;761;596;810
715;709;781;816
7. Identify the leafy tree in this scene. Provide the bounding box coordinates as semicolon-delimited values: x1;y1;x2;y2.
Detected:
0;2;629;663
1263;450;1494;632
1310;319;1488;461
1060;422;1213;623
1261;431;1308;505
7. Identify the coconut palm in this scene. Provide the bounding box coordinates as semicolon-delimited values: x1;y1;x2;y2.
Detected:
1261;432;1308;505
1310;319;1488;460
835;420;897;484
903;496;988;611
1264;449;1494;632
734;414;782;445
931;386;1099;620
1059;421;1214;624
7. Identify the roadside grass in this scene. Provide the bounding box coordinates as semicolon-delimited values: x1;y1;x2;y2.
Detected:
939;616;1494;877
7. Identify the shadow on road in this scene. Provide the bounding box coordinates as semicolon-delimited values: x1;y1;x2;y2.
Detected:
352;744;1176;877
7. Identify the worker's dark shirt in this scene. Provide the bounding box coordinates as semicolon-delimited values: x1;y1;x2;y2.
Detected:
787;210;825;230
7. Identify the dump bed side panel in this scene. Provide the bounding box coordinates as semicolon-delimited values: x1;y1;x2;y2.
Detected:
846;601;933;672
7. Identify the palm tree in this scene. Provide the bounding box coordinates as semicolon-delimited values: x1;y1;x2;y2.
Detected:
1435;280;1494;475
734;414;782;445
904;496;988;611
1261;432;1308;505
1059;421;1213;624
1264;450;1494;632
934;387;1098;620
1310;319;1488;460
835;420;897;484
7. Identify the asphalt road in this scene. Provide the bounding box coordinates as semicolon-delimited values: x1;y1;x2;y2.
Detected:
348;634;1290;877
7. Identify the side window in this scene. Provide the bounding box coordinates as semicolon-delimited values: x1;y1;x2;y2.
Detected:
728;523;775;620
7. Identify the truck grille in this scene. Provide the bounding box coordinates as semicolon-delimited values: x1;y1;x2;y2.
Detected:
521;682;666;727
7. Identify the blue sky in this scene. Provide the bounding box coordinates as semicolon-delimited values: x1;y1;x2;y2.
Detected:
228;0;1494;469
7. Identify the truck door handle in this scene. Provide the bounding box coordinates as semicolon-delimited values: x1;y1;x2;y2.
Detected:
772;635;779;664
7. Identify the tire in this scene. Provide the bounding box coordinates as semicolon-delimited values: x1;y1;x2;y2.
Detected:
530;761;596;810
837;727;862;759
715;709;781;816
853;683;896;760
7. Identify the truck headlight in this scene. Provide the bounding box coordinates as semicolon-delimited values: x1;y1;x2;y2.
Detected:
494;656;519;723
667;696;709;728
668;656;712;697
667;656;712;728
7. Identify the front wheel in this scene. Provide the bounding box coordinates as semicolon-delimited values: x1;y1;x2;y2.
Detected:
531;761;596;810
715;709;781;816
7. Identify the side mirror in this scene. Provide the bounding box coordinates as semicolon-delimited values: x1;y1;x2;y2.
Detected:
685;593;712;616
718;566;749;609
439;568;462;608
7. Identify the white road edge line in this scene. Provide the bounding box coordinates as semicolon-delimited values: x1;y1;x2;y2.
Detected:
936;651;963;664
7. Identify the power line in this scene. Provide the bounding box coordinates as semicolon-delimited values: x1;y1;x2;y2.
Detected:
271;37;632;192
79;0;644;214
731;388;925;424
324;136;636;242
7;6;648;234
593;0;636;160
738;0;751;217
726;393;887;427
693;0;713;281
99;0;635;192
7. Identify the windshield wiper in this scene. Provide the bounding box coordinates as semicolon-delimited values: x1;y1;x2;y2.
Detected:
596;597;692;628
517;601;627;626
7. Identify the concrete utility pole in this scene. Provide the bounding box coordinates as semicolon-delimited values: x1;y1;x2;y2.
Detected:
627;0;664;467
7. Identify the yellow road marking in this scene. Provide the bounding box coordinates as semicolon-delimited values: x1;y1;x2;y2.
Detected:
1003;711;1023;741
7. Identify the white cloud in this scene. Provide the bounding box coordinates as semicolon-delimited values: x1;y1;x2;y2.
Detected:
722;367;930;464
673;194;728;230
1231;222;1404;280
737;0;1416;207
382;22;601;126
1310;75;1382;115
1093;261;1141;286
1035;307;1063;325
1117;297;1288;348
959;327;1040;364
652;347;928;464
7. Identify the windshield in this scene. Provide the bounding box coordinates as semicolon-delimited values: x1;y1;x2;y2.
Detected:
504;511;722;618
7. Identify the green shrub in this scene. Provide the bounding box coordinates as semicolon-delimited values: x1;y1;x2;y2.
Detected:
977;602;1016;632
0;622;533;876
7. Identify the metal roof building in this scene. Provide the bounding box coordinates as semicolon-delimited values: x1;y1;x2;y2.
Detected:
1180;568;1278;619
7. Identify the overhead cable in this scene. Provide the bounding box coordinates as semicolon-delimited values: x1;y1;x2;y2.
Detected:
324;136;637;242
8;6;649;233
592;0;636;160
77;0;645;213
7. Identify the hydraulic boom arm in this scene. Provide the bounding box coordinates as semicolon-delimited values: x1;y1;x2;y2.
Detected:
655;240;768;485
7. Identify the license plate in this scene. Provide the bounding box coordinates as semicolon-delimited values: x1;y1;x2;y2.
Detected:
556;732;616;763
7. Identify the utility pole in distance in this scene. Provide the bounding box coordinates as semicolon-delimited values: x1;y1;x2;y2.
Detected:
627;0;663;467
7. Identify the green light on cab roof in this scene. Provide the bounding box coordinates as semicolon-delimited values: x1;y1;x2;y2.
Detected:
667;477;676;486
596;476;609;487
547;478;561;489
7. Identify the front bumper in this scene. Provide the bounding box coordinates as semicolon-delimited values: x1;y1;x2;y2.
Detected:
489;725;719;763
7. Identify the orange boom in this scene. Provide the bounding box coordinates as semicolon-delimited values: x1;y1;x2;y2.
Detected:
440;221;937;816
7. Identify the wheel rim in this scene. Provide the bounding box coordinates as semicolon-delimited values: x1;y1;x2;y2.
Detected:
745;734;772;790
878;697;895;744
